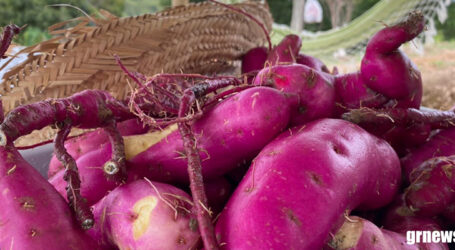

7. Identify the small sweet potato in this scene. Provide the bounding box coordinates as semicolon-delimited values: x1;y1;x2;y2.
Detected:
88;179;199;250
254;64;336;125
401;127;455;181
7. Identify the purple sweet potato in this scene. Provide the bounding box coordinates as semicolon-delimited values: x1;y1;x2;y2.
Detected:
266;34;301;65
49;144;119;206
334;72;388;114
204;177;232;215
127;86;292;183
404;156;455;217
254;64;336;125
88;179;199;250
382;196;448;249
360;12;424;108
0;24;21;59
329;216;447;250
296;53;330;73
334;12;424;114
48;118;148;178
241;47;268;74
215;118;401;249
342;107;435;155
0;143;100;249
442;204;455;225
401;127;455;181
328;216;413;250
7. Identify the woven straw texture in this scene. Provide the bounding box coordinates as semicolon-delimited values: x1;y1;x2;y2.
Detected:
0;1;272;146
0;1;272;114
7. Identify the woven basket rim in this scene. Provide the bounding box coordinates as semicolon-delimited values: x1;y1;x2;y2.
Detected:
1;0;273;147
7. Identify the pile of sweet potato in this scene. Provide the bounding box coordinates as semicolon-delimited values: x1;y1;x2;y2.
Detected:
1;10;455;250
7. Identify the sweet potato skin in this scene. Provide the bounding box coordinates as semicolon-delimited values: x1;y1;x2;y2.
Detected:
401;127;455;181
404;156;455;217
360;12;424;108
0;144;100;249
204;177;232;215
333;12;424;116
254;64;336;125
49;144;119;206
328;216;415;250
296;53;330;73
266;34;301;65
48;118;148;177
88;179;199;250
215;119;401;249
329;215;448;250
241;47;268;74
128;87;292;183
381;196;449;250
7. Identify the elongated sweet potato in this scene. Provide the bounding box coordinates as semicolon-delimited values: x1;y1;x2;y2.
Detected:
215;118;401;249
360;12;424;108
334;12;424;114
88;179;199;250
0;143;100;249
127;86;292;183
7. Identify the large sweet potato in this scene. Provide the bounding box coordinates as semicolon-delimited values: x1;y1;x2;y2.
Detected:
215;119;401;249
127;87;292;183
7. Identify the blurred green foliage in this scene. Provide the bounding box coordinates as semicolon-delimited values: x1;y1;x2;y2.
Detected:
121;0;170;17
0;0;453;46
267;0;292;25
14;26;52;46
352;0;379;19
436;3;455;40
0;0;171;46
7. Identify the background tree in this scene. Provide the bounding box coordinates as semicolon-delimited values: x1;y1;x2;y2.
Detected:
0;0;453;46
290;0;305;32
436;3;455;40
323;0;354;28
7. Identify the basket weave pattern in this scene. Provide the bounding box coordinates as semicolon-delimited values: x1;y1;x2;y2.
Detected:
0;1;272;114
0;1;272;146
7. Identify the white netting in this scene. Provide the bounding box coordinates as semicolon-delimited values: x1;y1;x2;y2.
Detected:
272;0;452;57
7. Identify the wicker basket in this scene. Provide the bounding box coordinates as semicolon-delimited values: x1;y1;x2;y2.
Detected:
0;1;272;146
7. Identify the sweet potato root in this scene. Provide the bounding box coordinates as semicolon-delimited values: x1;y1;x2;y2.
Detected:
127;87;292;183
0;143;100;249
215;119;401;249
88;179;199;250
